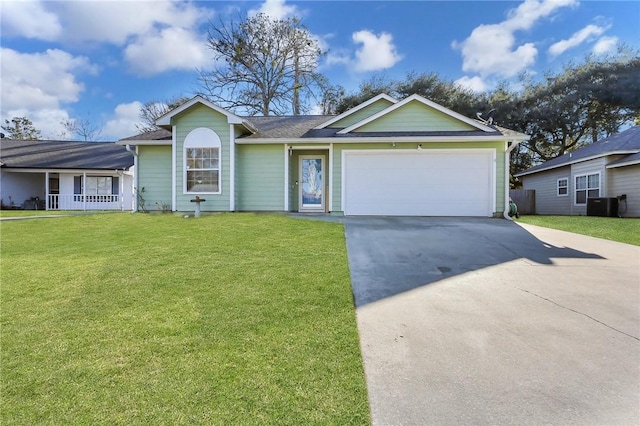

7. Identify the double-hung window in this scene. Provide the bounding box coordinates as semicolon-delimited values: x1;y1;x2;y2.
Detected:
574;173;599;205
557;178;568;196
184;128;221;194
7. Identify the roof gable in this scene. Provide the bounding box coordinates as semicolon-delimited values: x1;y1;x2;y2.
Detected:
314;94;398;129
516;126;640;177
155;96;255;133
337;94;495;134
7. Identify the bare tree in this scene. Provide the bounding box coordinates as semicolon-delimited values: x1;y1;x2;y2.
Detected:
61;115;102;141
136;96;190;133
197;13;326;116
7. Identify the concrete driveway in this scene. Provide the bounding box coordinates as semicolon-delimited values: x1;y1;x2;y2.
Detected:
344;217;640;425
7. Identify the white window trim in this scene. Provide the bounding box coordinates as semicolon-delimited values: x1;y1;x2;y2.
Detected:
183;127;222;195
557;177;568;197
574;172;600;206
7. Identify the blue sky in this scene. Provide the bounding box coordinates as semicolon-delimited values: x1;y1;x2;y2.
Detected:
1;0;638;140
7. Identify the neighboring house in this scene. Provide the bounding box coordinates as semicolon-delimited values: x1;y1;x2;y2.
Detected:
515;126;640;217
118;94;529;217
0;139;135;211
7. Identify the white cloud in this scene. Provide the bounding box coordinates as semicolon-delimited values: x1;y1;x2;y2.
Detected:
454;76;488;93
592;36;619;55
1;48;95;112
2;107;72;140
248;0;299;19
1;1;213;77
0;47;99;140
453;0;578;78
548;24;609;57
503;0;578;31
352;30;403;72
124;27;210;76
53;1;211;45
0;0;62;40
102;102;144;140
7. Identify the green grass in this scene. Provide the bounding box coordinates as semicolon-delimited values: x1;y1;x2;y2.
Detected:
516;215;640;246
1;213;370;425
0;210;76;217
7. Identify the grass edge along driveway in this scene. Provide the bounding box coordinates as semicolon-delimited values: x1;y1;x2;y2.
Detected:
1;213;370;425
516;215;640;246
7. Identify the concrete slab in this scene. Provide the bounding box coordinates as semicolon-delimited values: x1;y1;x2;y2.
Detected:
345;218;640;425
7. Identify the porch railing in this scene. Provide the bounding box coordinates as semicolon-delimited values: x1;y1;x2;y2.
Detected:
48;194;123;211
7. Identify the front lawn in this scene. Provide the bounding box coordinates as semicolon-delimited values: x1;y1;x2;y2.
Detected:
0;210;76;217
516;215;640;246
1;213;369;425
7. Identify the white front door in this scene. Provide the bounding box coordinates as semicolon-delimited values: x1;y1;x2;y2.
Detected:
299;155;325;212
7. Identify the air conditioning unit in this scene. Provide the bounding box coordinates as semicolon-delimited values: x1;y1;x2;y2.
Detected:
586;197;618;217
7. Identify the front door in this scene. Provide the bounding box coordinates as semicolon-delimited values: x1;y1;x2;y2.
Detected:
299;155;325;212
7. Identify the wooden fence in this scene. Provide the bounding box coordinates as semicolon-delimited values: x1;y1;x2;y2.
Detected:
509;189;535;215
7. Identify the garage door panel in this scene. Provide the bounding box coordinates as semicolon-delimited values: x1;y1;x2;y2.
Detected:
343;150;494;216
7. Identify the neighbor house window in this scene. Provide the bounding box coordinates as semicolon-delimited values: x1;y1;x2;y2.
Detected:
575;173;599;205
74;176;119;201
557;178;568;196
184;128;221;194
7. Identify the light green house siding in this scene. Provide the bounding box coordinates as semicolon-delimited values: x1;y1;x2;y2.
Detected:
329;98;395;128
354;102;477;132
330;142;506;214
173;104;231;211
236;144;285;211
137;145;172;211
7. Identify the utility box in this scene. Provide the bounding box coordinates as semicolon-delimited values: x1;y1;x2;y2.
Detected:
587;197;618;217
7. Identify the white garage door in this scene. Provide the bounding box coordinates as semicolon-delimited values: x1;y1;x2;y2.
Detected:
343;149;495;216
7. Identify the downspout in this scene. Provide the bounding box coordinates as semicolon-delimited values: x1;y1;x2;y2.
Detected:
126;144;138;212
503;140;519;220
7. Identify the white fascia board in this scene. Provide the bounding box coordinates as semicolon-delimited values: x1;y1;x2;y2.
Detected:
313;93;398;129
116;140;172;146
337;94;496;134
606;158;640;168
2;168;131;174
516;150;640;177
155;95;246;127
236;135;525;144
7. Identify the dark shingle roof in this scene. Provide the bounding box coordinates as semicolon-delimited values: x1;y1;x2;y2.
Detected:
516;126;640;176
241;115;334;138
119;115;526;141
120;128;172;141
0;140;134;170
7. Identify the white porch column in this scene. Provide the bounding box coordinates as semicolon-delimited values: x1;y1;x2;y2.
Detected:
329;143;333;212
83;172;87;211
284;144;289;211
119;171;124;211
229;124;235;211
45;171;49;211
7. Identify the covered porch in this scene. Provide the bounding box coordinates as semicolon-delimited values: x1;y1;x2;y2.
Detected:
1;169;134;211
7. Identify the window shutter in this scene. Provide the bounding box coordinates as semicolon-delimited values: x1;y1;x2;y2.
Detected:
112;177;119;195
